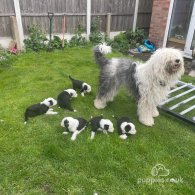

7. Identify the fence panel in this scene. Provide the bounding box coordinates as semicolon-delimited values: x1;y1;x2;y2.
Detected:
0;0;15;36
0;0;153;36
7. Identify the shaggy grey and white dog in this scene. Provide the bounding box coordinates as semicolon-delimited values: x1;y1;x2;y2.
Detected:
93;44;184;126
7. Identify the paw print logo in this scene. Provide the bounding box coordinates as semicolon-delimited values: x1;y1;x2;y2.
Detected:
151;164;170;177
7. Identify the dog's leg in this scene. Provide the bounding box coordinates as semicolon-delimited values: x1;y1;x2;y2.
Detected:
71;129;84;141
45;110;58;115
90;131;96;139
62;131;69;135
137;99;154;126
94;98;107;109
152;107;159;117
94;77;118;109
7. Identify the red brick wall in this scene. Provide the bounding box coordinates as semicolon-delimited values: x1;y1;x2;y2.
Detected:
148;0;171;48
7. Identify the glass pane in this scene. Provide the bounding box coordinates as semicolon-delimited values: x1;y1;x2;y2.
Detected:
167;0;194;49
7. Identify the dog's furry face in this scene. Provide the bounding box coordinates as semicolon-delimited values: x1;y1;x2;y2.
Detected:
83;83;91;92
121;122;136;135
97;43;112;54
100;119;114;132
151;48;184;77
65;89;78;98
41;97;57;107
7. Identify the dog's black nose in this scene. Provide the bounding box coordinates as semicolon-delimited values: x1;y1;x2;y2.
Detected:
175;59;180;63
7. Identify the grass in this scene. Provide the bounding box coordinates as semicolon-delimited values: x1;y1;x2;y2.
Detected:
0;47;195;194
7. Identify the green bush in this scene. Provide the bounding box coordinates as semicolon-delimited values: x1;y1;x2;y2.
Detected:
109;32;130;54
69;25;87;47
109;28;146;54
0;45;13;68
46;36;66;51
125;28;145;47
24;25;48;51
89;19;104;44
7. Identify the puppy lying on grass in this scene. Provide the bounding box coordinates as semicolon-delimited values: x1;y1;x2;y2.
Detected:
24;97;57;124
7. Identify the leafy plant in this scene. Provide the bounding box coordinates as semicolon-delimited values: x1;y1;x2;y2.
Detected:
46;36;65;51
125;28;145;47
69;25;87;47
0;45;13;68
109;28;146;54
109;32;130;54
89;19;104;44
24;25;48;51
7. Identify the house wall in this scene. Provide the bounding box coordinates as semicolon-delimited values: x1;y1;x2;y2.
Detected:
148;0;171;48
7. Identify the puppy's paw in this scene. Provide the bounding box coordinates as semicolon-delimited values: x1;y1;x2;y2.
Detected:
81;92;85;97
120;134;127;139
71;136;76;141
62;132;69;135
73;110;77;112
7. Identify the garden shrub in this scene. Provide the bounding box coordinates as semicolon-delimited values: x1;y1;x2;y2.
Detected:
24;25;48;51
89;19;104;44
0;45;13;68
109;28;146;54
69;25;87;47
46;36;65;51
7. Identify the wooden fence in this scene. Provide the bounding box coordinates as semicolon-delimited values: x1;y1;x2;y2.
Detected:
0;0;153;37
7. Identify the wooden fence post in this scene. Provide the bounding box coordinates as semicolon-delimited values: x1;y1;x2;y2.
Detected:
86;0;91;40
106;13;111;38
13;0;24;50
133;0;139;32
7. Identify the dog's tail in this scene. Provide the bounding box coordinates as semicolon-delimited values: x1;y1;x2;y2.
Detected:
69;75;74;81
93;43;112;67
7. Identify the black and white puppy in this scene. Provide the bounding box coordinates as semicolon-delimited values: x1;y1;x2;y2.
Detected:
69;75;91;96
90;115;114;139
24;97;57;124
61;117;88;141
57;89;78;112
113;116;136;139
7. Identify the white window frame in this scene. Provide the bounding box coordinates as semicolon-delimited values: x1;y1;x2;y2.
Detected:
163;0;195;59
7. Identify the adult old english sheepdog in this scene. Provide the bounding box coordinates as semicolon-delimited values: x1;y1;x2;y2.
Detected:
93;44;184;126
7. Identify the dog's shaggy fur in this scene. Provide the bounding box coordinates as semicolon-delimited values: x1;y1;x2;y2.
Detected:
93;44;184;126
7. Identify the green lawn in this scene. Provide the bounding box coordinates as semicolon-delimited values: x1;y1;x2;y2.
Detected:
0;47;195;194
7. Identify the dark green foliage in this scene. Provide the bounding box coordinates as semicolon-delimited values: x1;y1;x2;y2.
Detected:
46;36;64;51
109;32;130;54
89;19;104;44
109;28;146;54
125;28;145;47
0;45;13;68
69;25;87;47
24;25;48;51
